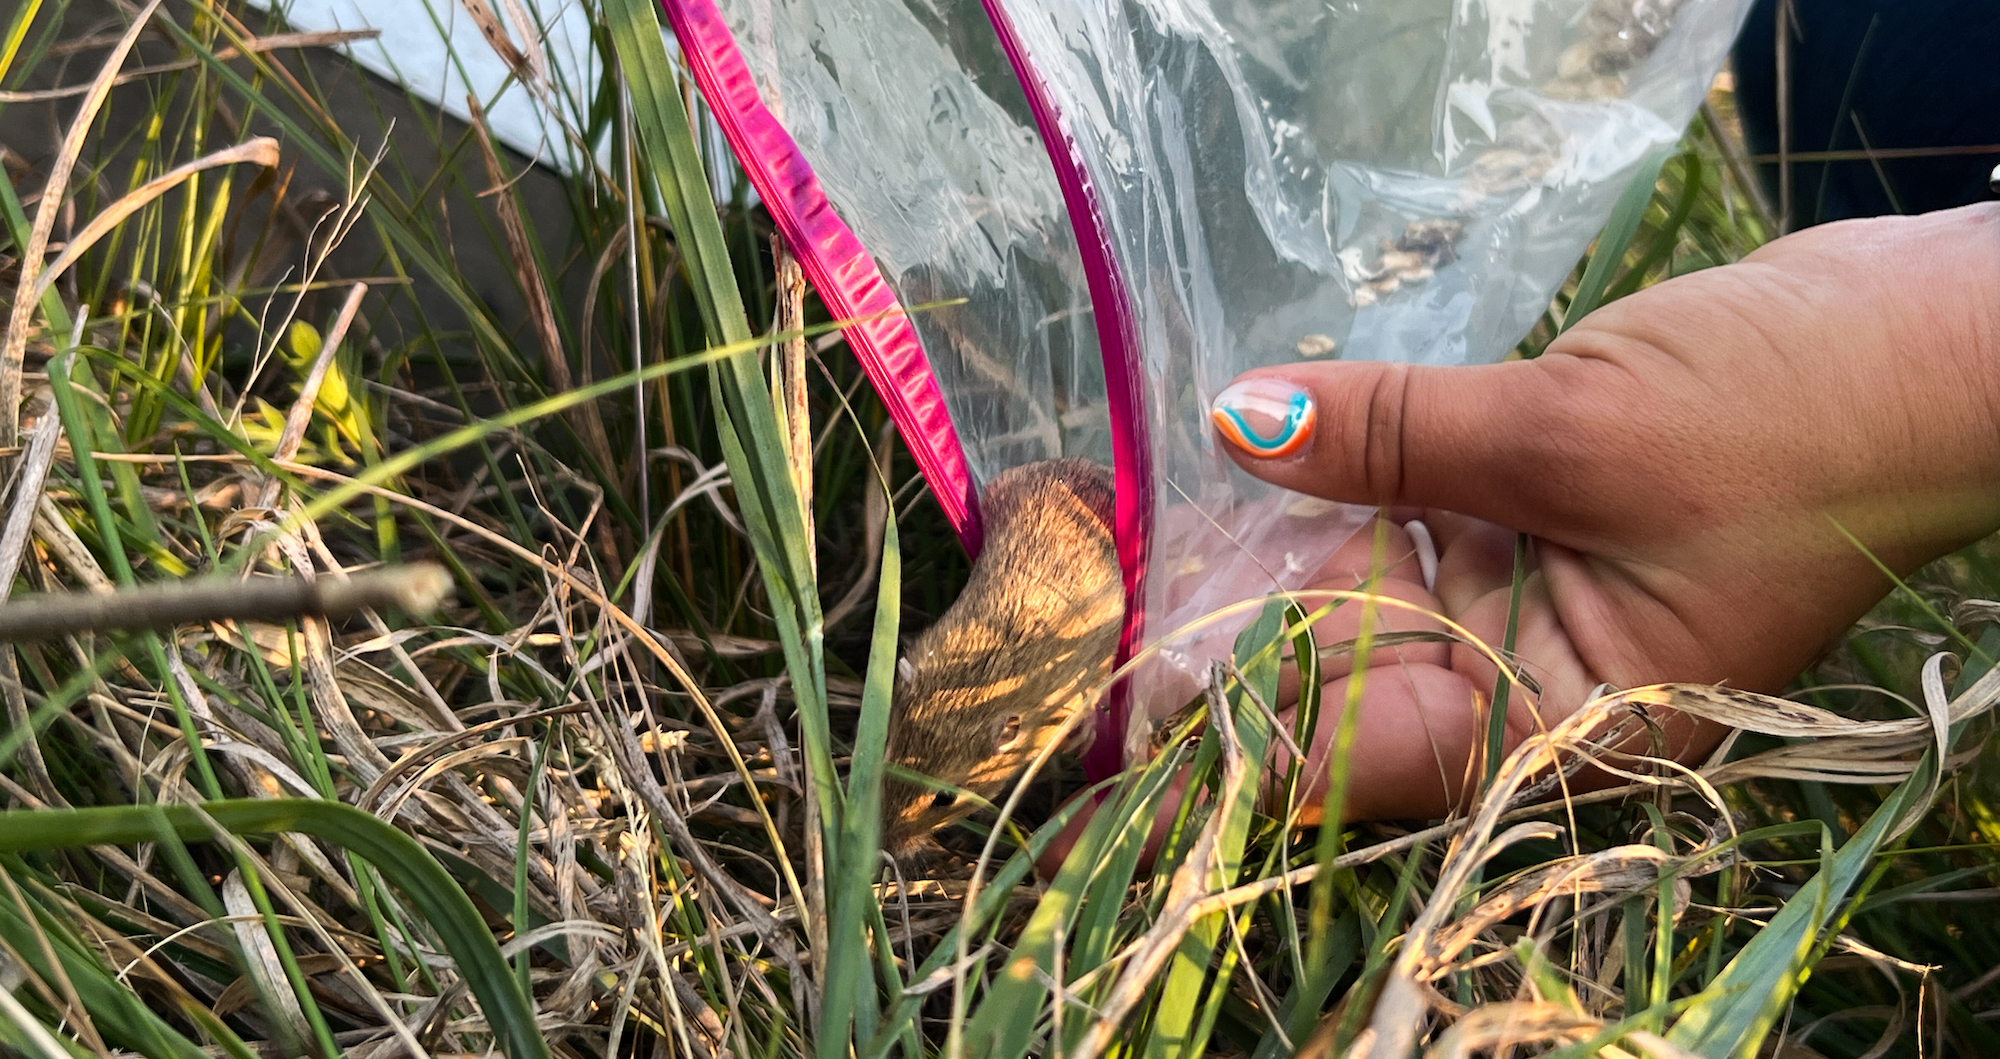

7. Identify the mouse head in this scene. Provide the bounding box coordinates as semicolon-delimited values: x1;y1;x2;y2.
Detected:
879;656;1068;857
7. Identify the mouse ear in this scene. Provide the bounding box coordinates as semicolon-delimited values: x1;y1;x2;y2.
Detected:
896;657;916;687
994;714;1023;751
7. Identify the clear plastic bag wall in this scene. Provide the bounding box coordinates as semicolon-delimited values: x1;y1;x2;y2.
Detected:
714;0;1110;481
675;0;1754;738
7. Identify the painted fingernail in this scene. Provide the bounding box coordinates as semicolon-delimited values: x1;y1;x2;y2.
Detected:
1210;378;1316;458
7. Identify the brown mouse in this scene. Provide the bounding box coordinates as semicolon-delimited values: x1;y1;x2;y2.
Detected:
881;458;1124;856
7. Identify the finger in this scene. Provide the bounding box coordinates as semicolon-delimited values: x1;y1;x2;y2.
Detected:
1289;520;1452;684
1282;662;1483;822
1305;518;1429;592
1274;582;1452;700
1278;655;1728;826
1447;570;1592;718
1422;512;1520;616
1208;359;1587;534
1150;517;1451;710
1056;662;1486;865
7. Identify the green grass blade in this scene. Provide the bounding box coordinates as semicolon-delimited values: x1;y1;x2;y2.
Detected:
602;0;833;839
1483;531;1528;787
49;349;227;803
858;791;1104;1059
1258;911;1358;1059
1665;755;1937;1057
0;874;215;1059
1143;603;1284;1059
1562;141;1676;329
1603;151;1706;305
0;801;552;1059
968;857;1083;1059
1071;754;1194;972
823;481;901;1058
0;0;46;85
601;2;746;348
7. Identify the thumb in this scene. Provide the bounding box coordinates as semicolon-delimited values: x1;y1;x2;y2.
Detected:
1209;359;1577;533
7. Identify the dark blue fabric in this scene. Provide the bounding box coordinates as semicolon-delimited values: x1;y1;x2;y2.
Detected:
1733;0;2000;226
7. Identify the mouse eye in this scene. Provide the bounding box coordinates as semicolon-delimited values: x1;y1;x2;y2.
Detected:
929;790;955;811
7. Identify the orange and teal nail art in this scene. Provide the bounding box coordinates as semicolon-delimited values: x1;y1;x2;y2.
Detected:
1210;382;1315;458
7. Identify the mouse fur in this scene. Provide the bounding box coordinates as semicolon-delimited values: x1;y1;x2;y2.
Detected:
881;458;1123;857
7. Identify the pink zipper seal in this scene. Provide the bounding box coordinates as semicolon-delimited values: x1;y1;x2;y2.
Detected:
976;0;1155;779
658;0;985;552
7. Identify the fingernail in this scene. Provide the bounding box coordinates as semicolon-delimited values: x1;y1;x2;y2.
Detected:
1404;519;1438;593
1210;378;1316;458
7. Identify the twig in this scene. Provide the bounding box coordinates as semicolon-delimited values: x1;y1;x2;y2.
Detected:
0;564;451;641
1746;143;2000;164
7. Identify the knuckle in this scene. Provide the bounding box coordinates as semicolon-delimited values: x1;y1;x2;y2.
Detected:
1360;365;1410;504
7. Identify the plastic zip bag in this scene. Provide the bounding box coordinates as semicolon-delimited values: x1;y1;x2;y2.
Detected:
664;0;1753;770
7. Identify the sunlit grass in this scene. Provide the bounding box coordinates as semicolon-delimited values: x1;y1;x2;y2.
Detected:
0;1;1994;1057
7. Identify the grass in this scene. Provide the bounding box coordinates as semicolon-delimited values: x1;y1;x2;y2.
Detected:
0;1;1997;1056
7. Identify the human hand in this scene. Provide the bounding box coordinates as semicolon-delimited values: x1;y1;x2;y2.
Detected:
1199;202;2000;821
